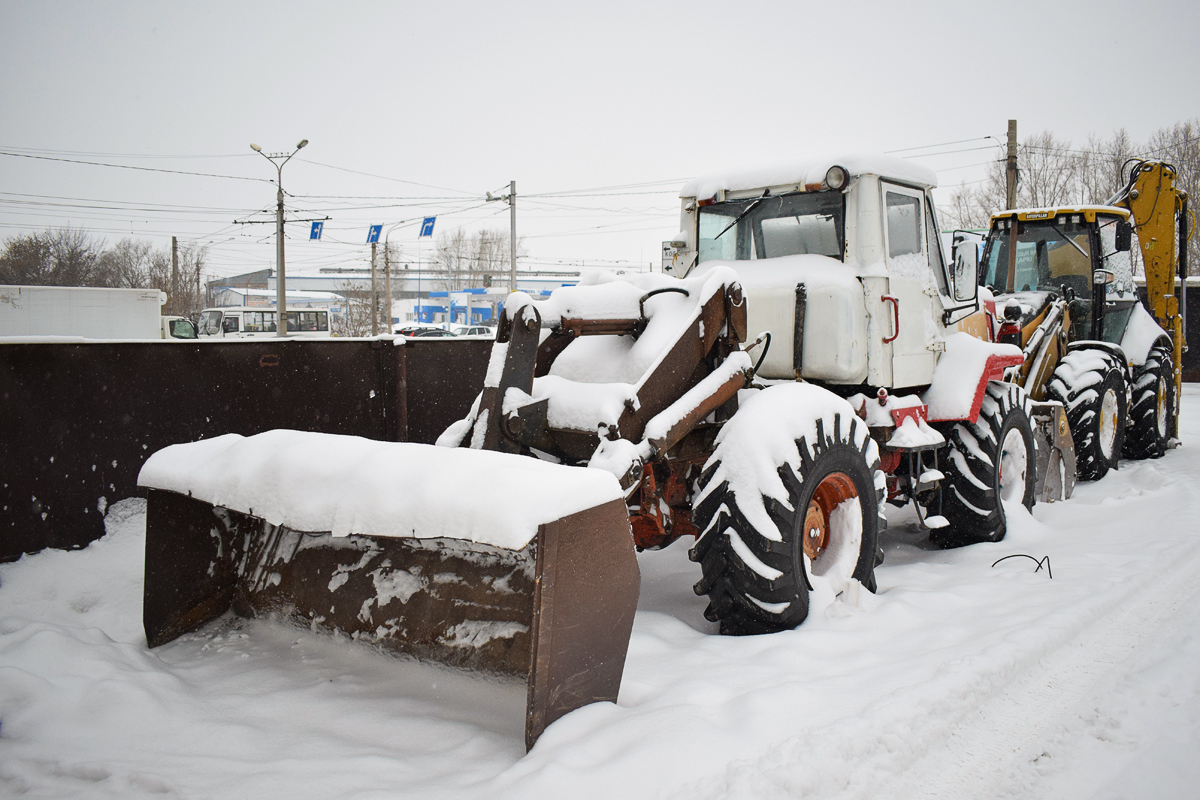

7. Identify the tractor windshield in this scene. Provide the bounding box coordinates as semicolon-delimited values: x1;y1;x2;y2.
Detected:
697;191;845;263
980;216;1093;297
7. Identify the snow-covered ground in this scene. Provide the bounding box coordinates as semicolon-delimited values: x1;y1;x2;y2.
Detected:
4;391;1200;799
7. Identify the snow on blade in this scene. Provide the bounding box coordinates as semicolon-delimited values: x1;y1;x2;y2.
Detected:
137;430;622;551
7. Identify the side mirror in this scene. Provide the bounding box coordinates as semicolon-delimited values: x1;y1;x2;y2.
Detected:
1115;220;1132;252
952;238;979;303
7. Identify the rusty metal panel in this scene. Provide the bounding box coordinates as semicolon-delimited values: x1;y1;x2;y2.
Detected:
1;338;491;561
398;338;493;445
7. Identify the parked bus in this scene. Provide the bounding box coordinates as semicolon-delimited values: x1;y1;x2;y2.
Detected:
197;307;332;338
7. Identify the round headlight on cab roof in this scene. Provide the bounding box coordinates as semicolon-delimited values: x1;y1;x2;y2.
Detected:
824;165;849;190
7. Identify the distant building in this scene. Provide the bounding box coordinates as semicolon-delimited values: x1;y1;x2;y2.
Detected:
207;265;588;327
209;286;344;310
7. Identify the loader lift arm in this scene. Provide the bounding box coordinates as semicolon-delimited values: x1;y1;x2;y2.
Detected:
464;272;753;550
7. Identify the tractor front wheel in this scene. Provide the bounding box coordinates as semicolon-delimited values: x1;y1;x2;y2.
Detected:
689;385;883;635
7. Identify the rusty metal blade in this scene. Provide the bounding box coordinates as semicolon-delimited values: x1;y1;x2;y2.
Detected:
143;489;640;750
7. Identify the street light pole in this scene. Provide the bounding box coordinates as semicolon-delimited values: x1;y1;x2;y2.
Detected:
383;221;409;332
251;139;308;336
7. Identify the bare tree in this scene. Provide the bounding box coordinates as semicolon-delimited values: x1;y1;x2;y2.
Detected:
331;280;376;336
1144;119;1200;275
97;239;156;288
431;227;524;291
0;228;105;286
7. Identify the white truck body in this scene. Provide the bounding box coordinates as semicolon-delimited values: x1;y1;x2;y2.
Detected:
668;156;982;390
0;285;166;339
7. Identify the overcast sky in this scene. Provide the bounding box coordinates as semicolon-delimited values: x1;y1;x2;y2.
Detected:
2;0;1197;280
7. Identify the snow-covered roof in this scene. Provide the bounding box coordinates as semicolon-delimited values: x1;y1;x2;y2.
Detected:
681;153;937;199
224;287;344;301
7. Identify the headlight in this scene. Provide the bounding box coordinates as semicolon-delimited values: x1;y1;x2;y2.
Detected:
824;165;849;190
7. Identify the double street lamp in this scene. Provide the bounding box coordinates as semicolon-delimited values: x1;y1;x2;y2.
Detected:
250;139;308;336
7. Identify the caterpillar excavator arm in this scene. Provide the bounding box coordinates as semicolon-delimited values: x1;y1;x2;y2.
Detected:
1109;159;1191;436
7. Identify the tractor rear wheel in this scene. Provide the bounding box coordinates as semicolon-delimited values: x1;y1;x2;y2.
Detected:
1047;349;1127;480
932;382;1036;548
690;386;883;635
1123;342;1174;460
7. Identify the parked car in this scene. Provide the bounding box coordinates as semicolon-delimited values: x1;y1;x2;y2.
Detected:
395;326;457;338
450;325;494;337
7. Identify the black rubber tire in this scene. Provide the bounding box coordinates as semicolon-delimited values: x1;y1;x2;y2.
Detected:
689;411;882;636
932;382;1037;548
1123;342;1174;460
1047;349;1128;481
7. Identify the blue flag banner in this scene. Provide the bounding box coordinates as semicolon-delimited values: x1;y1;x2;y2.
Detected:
367;224;382;243
310;221;324;240
419;217;436;237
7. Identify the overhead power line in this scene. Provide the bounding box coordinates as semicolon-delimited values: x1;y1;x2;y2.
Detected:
0;145;255;160
886;136;998;154
297;158;478;196
0;150;271;182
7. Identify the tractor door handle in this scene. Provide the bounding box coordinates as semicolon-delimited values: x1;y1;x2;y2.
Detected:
882;295;900;343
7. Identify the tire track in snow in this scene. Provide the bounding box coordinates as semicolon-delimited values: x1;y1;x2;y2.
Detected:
895;534;1200;800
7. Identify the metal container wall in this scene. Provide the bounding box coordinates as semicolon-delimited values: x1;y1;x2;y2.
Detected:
1;338;490;561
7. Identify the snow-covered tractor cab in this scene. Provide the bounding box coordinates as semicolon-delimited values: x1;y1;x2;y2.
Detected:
980;204;1177;482
666;156;1037;559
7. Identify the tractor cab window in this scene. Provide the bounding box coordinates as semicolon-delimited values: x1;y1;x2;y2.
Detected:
981;216;1093;297
1098;215;1136;300
885;193;922;257
697;191;844;264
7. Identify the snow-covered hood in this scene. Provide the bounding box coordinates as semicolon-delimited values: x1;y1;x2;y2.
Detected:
692;254;861;294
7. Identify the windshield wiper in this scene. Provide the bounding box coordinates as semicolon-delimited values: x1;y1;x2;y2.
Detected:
714;190;770;240
1048;225;1089;259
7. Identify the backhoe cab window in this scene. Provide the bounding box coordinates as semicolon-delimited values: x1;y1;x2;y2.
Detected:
698;191;844;263
981;217;1093;297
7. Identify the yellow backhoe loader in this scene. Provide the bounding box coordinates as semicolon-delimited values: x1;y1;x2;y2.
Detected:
977;160;1190;488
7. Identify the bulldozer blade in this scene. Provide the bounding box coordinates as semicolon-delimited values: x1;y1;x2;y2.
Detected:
143;488;640;751
1029;401;1076;503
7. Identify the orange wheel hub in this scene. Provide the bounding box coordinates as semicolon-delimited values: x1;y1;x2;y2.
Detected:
802;472;859;561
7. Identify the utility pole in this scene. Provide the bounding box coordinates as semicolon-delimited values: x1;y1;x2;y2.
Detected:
370;241;379;335
170;236;179;315
486;181;518;292
1006;119;1018;210
384;243;393;333
509;180;517;292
